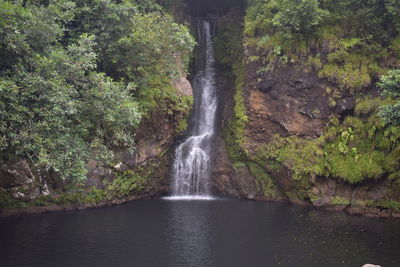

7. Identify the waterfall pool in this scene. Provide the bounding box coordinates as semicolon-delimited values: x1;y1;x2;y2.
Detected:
1;199;399;267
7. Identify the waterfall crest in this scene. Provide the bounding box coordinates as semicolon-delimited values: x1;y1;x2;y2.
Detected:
170;20;217;198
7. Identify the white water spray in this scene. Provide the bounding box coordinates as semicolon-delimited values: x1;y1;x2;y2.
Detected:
170;20;217;198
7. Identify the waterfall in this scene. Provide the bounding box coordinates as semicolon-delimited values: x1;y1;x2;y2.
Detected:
170;20;217;199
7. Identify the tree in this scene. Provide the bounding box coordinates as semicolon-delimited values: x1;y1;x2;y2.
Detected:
378;69;400;126
0;0;193;181
386;0;400;32
0;34;141;181
245;0;328;43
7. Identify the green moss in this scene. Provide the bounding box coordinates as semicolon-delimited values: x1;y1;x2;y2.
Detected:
215;10;249;163
227;61;248;157
247;161;280;198
355;96;388;116
1;161;160;210
254;110;400;184
361;200;400;213
330;196;351;205
106;170;146;199
390;37;400;57
255;135;326;181
174;95;193;134
318;54;375;92
233;162;247;169
305;55;323;72
286;189;311;202
0;190;28;210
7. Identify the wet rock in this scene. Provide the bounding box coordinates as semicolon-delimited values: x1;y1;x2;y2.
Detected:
366;183;387;200
258;79;276;92
173;77;193;96
347;206;367;216
324;205;347;212
336;96;355;113
86;160;114;189
211;137;240;197
313;196;332;207
0;160;45;200
12;192;25;199
270;166;293;192
235;164;259;198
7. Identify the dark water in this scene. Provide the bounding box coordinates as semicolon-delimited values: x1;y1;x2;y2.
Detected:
1;199;400;267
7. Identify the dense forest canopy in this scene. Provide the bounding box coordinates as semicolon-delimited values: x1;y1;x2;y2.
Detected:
0;0;194;181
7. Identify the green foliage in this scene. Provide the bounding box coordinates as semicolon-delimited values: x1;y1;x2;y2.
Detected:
378;69;400;126
244;0;399;93
245;0;327;44
322;114;399;183
1;166;152;210
378;69;400;97
0;34;141;181
106;12;195;111
255;111;400;184
174;96;193;135
215;10;249;162
0;0;75;70
256;135;325;180
330;196;351;206
0;190;28;210
247;161;280;197
0;0;194;182
317;38;386;92
319;56;371;92
106;170;146;199
385;0;400;32
355;96;387;116
67;0;195;112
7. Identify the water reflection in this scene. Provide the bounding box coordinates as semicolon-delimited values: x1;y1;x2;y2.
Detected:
1;199;400;267
164;200;213;266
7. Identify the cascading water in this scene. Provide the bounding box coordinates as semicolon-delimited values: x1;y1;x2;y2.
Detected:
170;20;217;199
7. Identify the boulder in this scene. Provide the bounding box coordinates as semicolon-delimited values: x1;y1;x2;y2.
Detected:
0;160;47;200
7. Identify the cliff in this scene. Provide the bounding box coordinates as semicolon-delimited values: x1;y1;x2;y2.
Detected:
210;2;400;218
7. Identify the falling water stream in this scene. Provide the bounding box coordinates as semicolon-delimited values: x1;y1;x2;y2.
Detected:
170;20;217;199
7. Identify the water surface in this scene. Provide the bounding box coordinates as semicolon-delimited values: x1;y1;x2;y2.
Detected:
1;199;400;267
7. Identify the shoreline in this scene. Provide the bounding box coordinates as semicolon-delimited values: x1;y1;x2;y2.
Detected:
2;193;400;219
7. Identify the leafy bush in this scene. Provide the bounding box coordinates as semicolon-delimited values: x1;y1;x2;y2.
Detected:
255;112;400;184
245;0;327;44
378;69;400;126
106;171;146;199
0;34;141;181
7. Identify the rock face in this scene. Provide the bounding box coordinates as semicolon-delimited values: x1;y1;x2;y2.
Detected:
244;64;330;152
0;160;49;201
213;59;399;217
239;61;399;217
211;136;261;198
207;8;400;218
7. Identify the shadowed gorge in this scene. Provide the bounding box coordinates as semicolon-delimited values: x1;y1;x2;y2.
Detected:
185;0;245;17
